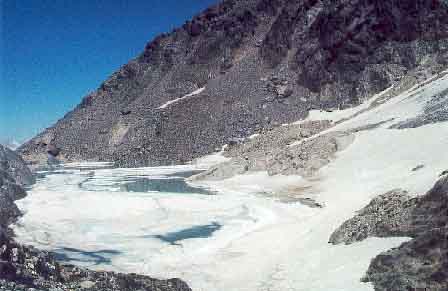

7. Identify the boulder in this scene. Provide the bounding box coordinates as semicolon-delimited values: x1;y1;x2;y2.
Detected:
330;176;448;290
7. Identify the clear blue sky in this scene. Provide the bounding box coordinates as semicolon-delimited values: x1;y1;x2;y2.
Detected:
1;0;217;144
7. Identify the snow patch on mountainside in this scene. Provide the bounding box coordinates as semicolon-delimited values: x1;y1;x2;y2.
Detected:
158;87;205;109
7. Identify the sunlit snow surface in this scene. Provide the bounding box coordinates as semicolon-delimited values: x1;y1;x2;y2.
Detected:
13;73;448;291
158;87;206;109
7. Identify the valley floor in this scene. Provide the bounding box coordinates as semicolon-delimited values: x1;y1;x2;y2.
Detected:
13;72;448;291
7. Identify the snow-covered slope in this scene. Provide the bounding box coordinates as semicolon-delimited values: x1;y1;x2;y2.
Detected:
188;71;448;290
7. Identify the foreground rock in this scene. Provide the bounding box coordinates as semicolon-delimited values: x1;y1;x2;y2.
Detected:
330;175;448;290
362;227;447;291
0;145;192;291
0;236;191;291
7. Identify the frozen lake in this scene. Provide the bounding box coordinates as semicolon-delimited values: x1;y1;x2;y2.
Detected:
12;162;408;291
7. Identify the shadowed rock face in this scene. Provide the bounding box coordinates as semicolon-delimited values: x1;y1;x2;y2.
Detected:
0;145;34;187
276;0;448;95
330;175;448;291
362;228;448;291
18;0;448;167
0;145;33;228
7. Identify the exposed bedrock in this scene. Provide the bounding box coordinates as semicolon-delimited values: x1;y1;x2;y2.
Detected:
18;0;448;167
330;175;448;291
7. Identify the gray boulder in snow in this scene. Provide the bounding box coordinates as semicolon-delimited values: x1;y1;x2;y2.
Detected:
331;175;448;291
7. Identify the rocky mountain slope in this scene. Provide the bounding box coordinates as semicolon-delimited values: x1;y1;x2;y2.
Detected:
10;1;448;290
18;0;448;167
0;144;191;291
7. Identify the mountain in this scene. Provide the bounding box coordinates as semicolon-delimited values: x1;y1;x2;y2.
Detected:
0;139;21;151
8;1;448;289
18;0;448;167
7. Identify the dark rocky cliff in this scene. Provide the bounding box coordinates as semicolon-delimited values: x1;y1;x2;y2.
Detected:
0;145;34;228
18;0;448;167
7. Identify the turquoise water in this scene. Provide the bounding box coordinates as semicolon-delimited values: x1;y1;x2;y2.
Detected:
119;176;212;194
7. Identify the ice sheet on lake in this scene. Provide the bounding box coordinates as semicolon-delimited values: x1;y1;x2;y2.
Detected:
12;161;410;291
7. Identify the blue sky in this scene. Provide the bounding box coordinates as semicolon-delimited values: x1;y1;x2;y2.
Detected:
1;0;217;144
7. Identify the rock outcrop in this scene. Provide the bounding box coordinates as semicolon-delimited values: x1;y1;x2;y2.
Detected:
328;189;418;244
330;175;448;291
0;145;32;229
18;0;448;167
362;227;447;291
0;145;192;291
0;145;34;187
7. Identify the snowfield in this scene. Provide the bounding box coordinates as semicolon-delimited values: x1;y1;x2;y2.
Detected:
13;73;448;291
